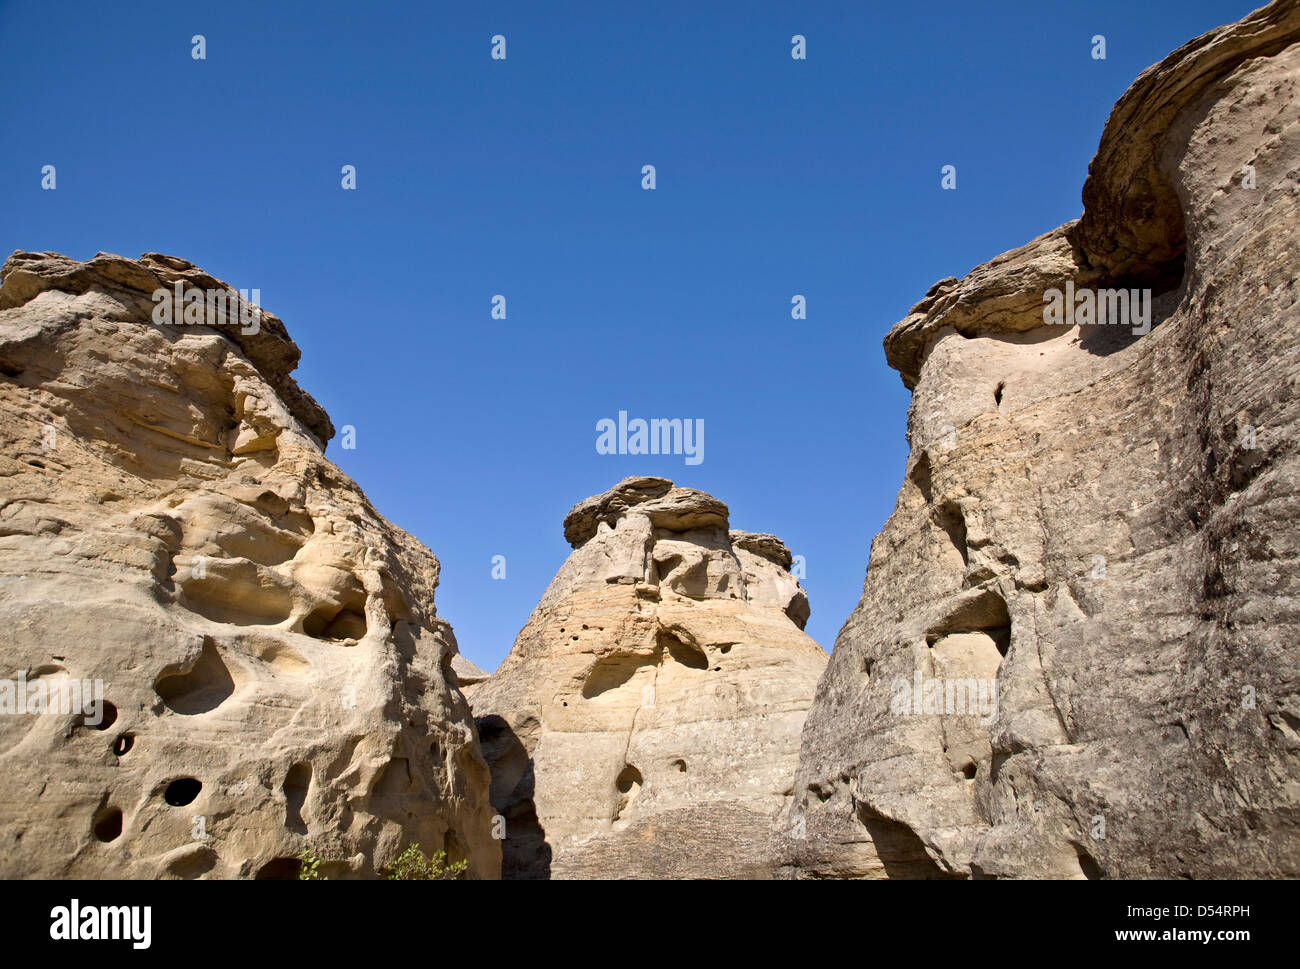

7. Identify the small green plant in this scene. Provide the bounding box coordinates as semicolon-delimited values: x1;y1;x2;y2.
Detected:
298;848;328;881
380;843;468;881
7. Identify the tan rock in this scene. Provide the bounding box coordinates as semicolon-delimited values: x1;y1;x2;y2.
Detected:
0;251;500;879
466;477;827;878
788;0;1300;879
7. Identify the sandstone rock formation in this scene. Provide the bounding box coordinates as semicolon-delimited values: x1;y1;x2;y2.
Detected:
0;251;500;878
465;476;827;878
787;0;1300;878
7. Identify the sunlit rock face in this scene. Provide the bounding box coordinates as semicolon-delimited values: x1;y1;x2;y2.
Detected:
0;251;500;879
466;477;827;879
787;0;1300;879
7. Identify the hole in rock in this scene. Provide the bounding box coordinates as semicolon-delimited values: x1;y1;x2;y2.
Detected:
89;701;117;730
254;857;301;880
616;764;642;794
1075;270;1185;358
659;629;708;670
181;560;294;626
27;460;45;469
164;777;202;807
444;830;468;869
808;780;834;803
154;639;236;715
303;602;368;641
478;717;508;745
582;652;652;699
92;807;123;842
993;382;1005;407
250;491;316;538
476;715;533;815
1075;847;1103;880
73;698;119;732
934;501;969;567
613;764;643;827
1070;145;1188;342
928;626;1010;692
926;590;1011;657
671;759;687;773
284;762;311;834
961;762;978;781
112;733;134;757
168;847;218;879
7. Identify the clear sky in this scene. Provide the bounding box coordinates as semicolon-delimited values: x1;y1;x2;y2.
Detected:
1;0;1257;671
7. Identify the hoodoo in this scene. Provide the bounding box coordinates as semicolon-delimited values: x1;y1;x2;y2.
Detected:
466;476;827;878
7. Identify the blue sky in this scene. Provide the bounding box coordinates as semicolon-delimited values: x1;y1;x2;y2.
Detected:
1;0;1255;671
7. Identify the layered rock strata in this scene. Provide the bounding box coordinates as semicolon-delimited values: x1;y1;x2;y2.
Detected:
788;0;1300;879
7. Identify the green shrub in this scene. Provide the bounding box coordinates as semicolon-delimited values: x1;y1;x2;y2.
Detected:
297;843;467;880
380;843;468;881
298;848;327;881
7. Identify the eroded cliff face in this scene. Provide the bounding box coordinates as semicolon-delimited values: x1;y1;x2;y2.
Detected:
465;477;827;878
0;251;500;878
788;0;1300;879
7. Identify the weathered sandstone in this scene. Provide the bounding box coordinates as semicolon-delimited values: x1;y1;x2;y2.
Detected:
787;0;1300;879
0;251;500;878
466;476;827;878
